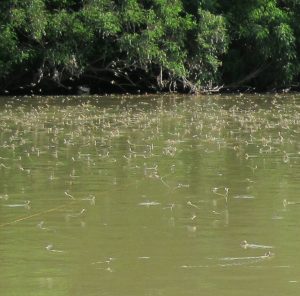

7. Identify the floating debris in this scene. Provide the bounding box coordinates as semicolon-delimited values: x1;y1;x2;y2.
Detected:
212;187;229;203
64;191;75;200
138;201;160;207
233;195;255;199
221;252;274;261
283;199;300;207
181;265;210;268
162;203;175;211
137;256;150;260
65;208;86;219
0;194;9;200
187;201;200;209
37;221;55;232
45;244;64;253
81;194;96;205
4;200;31;210
240;240;274;249
218;251;275;266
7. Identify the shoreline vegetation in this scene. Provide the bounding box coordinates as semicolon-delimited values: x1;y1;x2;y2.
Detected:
1;1;300;96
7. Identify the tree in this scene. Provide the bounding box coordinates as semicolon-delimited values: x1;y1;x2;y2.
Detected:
0;0;229;93
2;0;300;94
220;0;298;89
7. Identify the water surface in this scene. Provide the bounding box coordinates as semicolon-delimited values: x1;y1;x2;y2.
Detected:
0;94;299;296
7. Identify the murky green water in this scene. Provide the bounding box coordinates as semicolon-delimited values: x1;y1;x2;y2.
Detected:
0;94;299;296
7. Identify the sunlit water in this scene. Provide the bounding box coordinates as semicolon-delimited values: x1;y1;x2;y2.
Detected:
0;94;299;296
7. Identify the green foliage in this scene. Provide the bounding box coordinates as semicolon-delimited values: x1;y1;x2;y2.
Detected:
221;0;298;88
1;0;300;93
187;8;228;88
0;27;20;76
118;0;194;87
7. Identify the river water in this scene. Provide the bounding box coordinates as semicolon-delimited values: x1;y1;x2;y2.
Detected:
0;94;299;295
